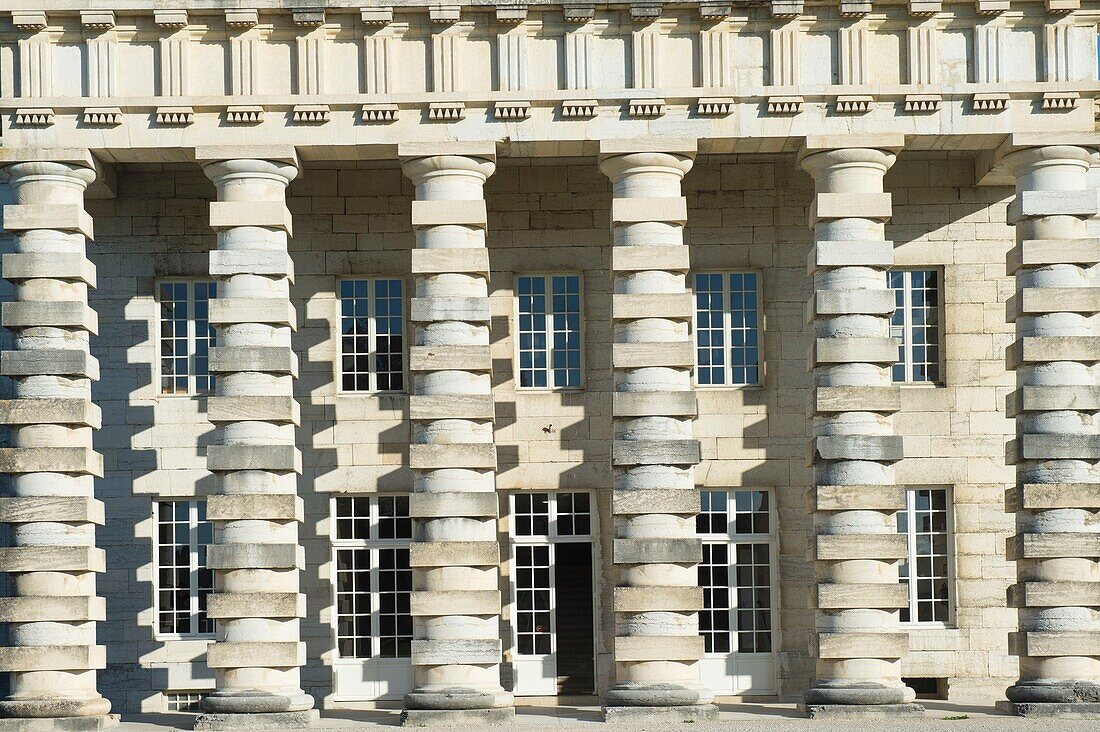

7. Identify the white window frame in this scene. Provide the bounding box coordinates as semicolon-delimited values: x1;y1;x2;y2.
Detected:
888;269;943;385
153;499;215;641
156;279;216;397
514;273;585;391
507;492;596;668
692;271;764;388
898;486;956;628
696;488;778;657
330;495;413;663
337;277;408;394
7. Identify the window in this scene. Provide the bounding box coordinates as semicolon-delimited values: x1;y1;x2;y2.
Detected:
694;272;761;386
517;275;582;389
897;488;953;624
155;500;214;637
889;270;941;383
164;692;205;713
339;279;405;393
697;489;775;654
510;492;593;656
333;496;413;659
159;280;216;395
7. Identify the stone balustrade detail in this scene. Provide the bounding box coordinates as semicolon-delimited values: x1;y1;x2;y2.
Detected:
0;3;1096;152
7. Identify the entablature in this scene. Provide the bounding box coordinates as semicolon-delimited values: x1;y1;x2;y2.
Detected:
0;2;1098;159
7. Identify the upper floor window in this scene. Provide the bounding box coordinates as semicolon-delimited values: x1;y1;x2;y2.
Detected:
516;275;582;389
155;499;214;638
332;495;413;660
339;279;405;393
897;487;953;625
694;272;761;386
159;280;215;396
889;270;941;383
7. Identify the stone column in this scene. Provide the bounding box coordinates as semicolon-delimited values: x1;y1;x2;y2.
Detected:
194;148;315;730
399;144;513;727
1000;143;1100;718
798;137;922;718
598;140;716;723
0;154;116;730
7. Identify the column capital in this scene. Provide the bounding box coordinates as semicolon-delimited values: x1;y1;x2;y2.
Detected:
0;147;100;180
598;137;697;159
397;141;497;161
799;133;905;164
993;132;1100;166
194;145;299;168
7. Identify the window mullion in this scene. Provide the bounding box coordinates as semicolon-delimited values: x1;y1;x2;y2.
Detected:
904;273;915;382
187;284;196;396
367;279;377;393
906;491;917;618
545;276;554;388
724;275;733;386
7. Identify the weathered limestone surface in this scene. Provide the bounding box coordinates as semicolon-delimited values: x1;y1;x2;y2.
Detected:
0;154;116;726
196;150;314;728
1000;143;1100;718
799;136;921;715
399;146;514;726
598;140;715;720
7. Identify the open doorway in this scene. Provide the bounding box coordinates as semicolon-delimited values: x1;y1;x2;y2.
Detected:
510;492;596;696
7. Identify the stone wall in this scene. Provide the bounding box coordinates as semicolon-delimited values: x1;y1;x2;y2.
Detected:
49;153;1018;712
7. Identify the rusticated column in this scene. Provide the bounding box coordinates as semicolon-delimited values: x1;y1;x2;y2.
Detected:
799;138;921;718
194;149;315;730
1001;144;1100;718
0;155;117;731
399;144;513;727
598;140;716;723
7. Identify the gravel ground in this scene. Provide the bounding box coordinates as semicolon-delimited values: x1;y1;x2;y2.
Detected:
113;702;1100;731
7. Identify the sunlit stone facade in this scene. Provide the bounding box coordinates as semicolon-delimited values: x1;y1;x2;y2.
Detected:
0;1;1098;728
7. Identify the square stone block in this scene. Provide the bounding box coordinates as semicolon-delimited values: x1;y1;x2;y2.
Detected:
194;710;319;731
611;244;690;273
400;707;514;727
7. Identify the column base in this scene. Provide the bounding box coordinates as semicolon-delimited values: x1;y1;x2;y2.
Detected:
602;705;719;723
0;716;119;731
801;703;925;719
997;701;1100;719
193;710;319;731
399;708;515;727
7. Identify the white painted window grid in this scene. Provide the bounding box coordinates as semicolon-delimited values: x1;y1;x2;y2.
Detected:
153;499;214;639
331;495;413;661
697;489;777;655
515;274;584;390
509;492;594;657
693;272;762;387
339;278;406;393
163;691;206;713
888;269;942;384
157;280;216;396
898;487;955;626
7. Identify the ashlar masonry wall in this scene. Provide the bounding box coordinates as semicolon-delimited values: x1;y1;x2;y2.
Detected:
21;153;1020;712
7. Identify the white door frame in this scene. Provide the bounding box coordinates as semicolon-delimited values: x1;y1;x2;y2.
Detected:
508;491;597;697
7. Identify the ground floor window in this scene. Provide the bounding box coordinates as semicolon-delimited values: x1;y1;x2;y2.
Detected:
697;489;777;695
897;487;954;625
331;495;414;701
154;500;214;638
510;491;596;696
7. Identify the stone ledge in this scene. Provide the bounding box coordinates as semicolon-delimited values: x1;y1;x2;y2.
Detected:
811;337;899;366
0;496;105;524
409;589;500;616
0;398;101;427
206;444;302;474
815;533;908;561
408;345;492;372
997;701;1100;719
1007;336;1100;368
1;301;98;333
612;292;694;320
1007;386;1100;417
208;396;301;425
612;488;699;515
611;244;690;273
814;386;900;414
411;638;501;665
611;196;687;225
1006;483;1100;511
816;631;909;659
1008;581;1100;608
810;192;892;223
809;240;894;271
1007;532;1100;560
0;595;105;623
0;447;103;477
612;341;694;369
208;346;299;376
603;705;718;723
816;582;908;609
409;443;496;470
812;435;904;463
1009;238;1100;272
409;491;497;518
613;538;702;564
206;494;303;522
803;703;924;719
0;644;106;672
2;252;96;285
208;298;297;329
194;710;317;731
206;543;301;570
206;592;305;619
612;439;701;467
409;296;492;323
1009;189;1099;224
1;350;99;379
400;707;514;727
1010;630;1100;657
2;204;93;238
614;586;703;612
815;484;905;511
409;394;495;421
0;546;105;573
410;199;488;228
209;201;292;234
209;249;295;279
409;541;499;568
206;641;305;669
612;391;697;418
410;247;489;276
614;634;704;662
0;714;119;731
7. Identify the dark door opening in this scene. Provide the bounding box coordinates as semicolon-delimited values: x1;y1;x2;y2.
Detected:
552;542;595;695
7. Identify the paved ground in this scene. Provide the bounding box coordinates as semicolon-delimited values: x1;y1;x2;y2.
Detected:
115;701;1100;730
